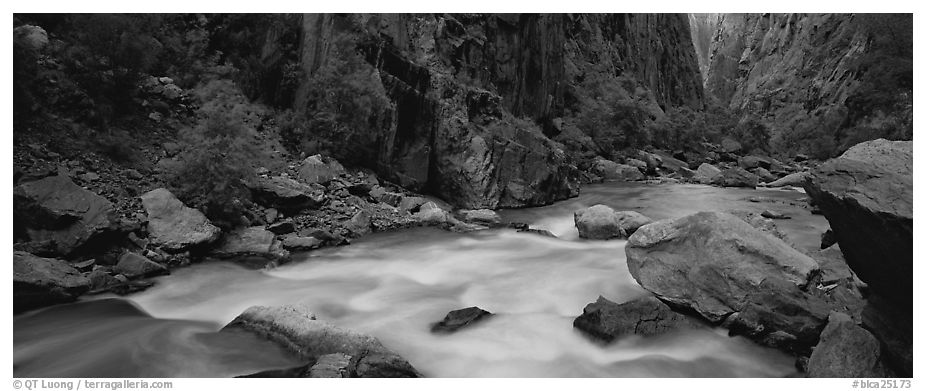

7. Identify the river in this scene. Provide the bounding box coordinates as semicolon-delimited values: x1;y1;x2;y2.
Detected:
14;182;828;378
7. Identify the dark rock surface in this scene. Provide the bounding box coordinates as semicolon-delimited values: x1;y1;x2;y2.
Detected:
807;312;891;378
804;139;912;307
212;227;289;261
248;175;326;213
626;211;828;353
431;307;494;333
574;296;702;343
14;175;117;256
14;251;90;313
223;304;420;377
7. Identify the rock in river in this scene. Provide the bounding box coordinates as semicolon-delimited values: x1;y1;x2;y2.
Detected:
803;139;912;308
575;205;652;240
574;296;702;343
222;304;420;377
114;252;168;279
212;227;289;261
140;188;221;252
625;211;829;353
431;307;494;333
14;251;90;313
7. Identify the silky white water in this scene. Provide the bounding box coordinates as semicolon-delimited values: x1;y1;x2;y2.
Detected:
14;183;826;378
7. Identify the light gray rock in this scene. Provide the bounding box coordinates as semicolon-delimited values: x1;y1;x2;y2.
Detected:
807;312;891;377
575;205;653;240
114;252;168;279
140;188;221;252
213;227;289;260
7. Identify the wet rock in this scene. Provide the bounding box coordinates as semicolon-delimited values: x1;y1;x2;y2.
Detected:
765;171;809;188
754;167;778;183
213;227;289;261
248;176;326;213
222;304;420;377
114;252;168;279
760;210;790;219
86;268;121;292
807;312;892;377
431;307;494;333
457;209;502;226
574;296;702;343
803;139;912;307
574;205;652;240
281;236;324;251
14;175;117;256
626;211;827;353
140;188;221;252
297;155;345;185
413;203;451;225
710;167;758;188
14;251;90;313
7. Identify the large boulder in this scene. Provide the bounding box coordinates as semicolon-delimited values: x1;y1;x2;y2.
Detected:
626;212;828;353
222;304;420;377
574;296;702;343
297;155;345;185
14;251;90;313
212;227;289;261
431;307;494;333
592;159;644;181
710;167;759;188
574;205;652;240
248;176;326;213
140;188;221;252
807;312;892;377
803;139;912;307
14;175;117;256
695;163;722;183
738;155;772;170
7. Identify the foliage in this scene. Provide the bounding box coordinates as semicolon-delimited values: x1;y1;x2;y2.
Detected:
168;79;262;230
566;73;656;154
646;104;738;152
290;35;394;166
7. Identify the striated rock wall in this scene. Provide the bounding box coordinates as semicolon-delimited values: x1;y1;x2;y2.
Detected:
702;13;912;156
292;13;704;208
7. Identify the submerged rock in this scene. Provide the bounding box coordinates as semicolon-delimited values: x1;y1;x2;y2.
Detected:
807;312;891;378
222;304;420;377
803;139;912;307
431;307;494;333
14;251;90;313
626;211;828;353
14;175;117;256
574;296;701;343
140;188;221;252
574;205;652;240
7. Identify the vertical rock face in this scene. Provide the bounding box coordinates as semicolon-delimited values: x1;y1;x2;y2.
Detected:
703;13;912;155
803;139;912;307
687;14;721;80
293;14;704;208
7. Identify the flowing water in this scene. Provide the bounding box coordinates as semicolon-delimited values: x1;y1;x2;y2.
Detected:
14;182;829;378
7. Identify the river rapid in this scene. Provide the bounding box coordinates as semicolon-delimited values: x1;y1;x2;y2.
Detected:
14;182;829;378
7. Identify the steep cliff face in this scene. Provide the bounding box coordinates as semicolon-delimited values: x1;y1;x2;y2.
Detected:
293;13;705;208
703;13;912;157
687;13;720;82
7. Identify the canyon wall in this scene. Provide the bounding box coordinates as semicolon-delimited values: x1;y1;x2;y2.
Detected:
293;13;704;208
